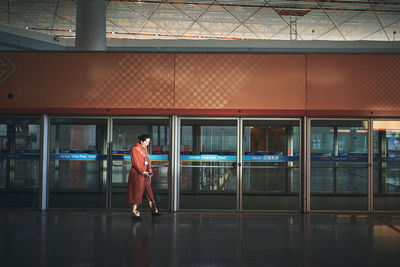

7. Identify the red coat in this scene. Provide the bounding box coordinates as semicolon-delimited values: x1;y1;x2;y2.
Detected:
126;142;154;205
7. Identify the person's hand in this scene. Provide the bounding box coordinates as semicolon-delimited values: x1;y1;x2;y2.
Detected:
143;171;152;178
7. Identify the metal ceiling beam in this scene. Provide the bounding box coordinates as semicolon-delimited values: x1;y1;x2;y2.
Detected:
218;0;261;39
136;1;162;38
267;0;304;41
120;1;177;39
370;1;390;41
170;0;215;36
2;0;399;42
51;0;59;36
108;0;400;13
7;0;10;24
362;16;400;40
318;1;347;40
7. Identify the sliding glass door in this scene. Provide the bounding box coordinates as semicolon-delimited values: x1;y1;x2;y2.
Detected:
111;118;170;210
0;117;41;208
48;118;108;208
242;119;301;210
373;120;400;211
179;118;238;210
309;119;369;211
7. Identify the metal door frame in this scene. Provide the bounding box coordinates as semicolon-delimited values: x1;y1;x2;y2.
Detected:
370;118;400;214
108;116;172;210
177;117;240;211
240;117;303;212
306;117;372;213
46;116;109;209
0;115;43;209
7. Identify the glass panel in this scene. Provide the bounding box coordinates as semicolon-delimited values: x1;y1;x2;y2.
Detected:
49;118;107;208
242;120;300;210
310;120;368;210
111;119;170;210
0;117;41;208
180;119;237;210
373;121;400;211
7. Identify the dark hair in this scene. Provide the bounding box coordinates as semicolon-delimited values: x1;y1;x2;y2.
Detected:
137;134;151;143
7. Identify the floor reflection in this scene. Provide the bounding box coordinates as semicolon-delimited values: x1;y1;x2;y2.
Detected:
0;211;399;267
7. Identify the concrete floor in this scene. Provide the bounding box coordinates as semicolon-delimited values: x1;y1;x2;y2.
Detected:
1;210;399;267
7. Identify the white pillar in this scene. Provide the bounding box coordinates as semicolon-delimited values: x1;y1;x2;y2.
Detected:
75;0;106;50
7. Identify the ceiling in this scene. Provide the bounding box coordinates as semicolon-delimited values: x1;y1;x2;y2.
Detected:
1;0;400;42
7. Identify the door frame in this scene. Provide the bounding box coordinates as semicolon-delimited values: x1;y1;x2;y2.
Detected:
108;116;172;210
370;118;400;214
46;116;109;209
240;117;303;212
306;117;372;213
177;117;240;211
176;116;303;212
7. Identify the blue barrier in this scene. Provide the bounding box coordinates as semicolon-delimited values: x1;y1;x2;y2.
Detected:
1;151;400;163
243;155;298;161
180;155;237;161
51;154;107;160
311;156;368;162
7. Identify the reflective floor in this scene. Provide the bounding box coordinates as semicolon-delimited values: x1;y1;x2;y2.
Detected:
1;211;399;267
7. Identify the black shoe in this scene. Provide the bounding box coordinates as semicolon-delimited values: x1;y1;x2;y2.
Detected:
152;209;161;217
131;209;142;220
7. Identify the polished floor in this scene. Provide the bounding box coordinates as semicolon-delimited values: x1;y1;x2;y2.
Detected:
0;210;399;267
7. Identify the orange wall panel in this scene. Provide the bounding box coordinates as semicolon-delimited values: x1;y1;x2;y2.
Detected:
175;54;306;110
0;52;44;109
44;53;175;109
2;52;400;116
307;54;400;112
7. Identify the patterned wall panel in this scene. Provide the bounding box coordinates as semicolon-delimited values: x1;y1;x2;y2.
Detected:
44;53;175;109
0;53;44;109
175;54;306;110
3;52;400;115
307;54;400;111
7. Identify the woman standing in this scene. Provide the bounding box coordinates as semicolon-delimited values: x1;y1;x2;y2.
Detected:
126;134;161;219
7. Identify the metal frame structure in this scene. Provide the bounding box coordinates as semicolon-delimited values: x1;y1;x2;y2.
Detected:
1;0;400;41
46;115;110;210
108;116;171;210
1;114;400;213
177;116;240;212
240;117;303;212
306;117;373;213
370;118;400;214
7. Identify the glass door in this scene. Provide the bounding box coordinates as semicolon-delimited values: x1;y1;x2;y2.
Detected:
0;117;41;208
179;118;238;210
241;119;301;210
111;118;170;210
373;120;400;211
309;119;369;211
48;118;108;208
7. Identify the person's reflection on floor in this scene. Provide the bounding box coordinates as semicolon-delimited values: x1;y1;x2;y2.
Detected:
127;219;159;266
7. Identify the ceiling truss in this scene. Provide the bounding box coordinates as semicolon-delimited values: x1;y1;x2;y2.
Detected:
0;0;399;41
